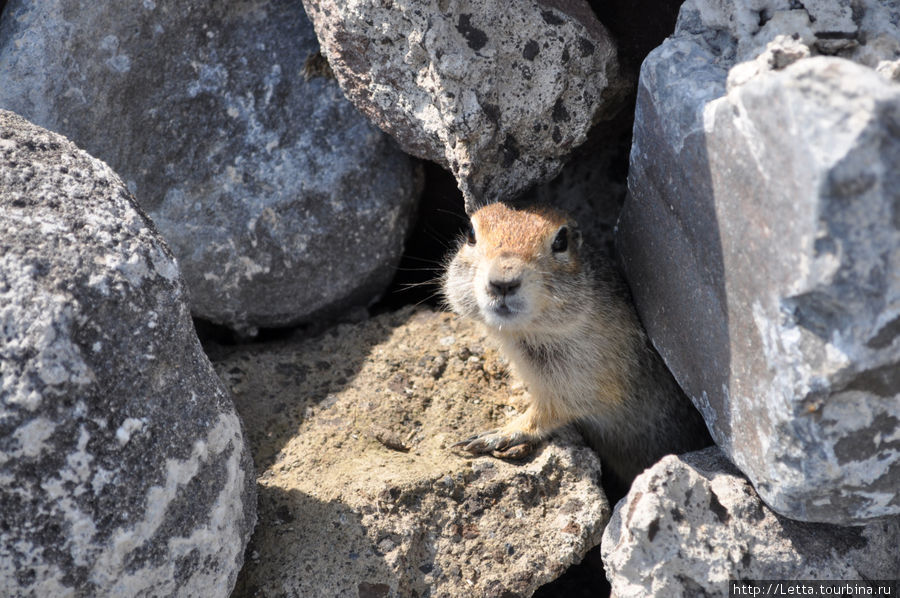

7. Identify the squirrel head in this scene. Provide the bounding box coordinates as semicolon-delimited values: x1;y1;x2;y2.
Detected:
443;202;584;334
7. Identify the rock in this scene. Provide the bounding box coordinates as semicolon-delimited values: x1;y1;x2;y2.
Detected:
725;35;811;91
0;0;421;333
301;0;627;209
0;111;255;596
602;447;900;598
211;307;608;598
675;0;899;66
617;0;900;524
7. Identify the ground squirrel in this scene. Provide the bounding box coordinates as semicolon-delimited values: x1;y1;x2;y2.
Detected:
443;202;710;485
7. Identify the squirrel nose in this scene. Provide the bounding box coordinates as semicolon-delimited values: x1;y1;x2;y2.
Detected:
488;278;521;298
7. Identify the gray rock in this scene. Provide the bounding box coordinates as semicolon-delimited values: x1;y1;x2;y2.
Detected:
0;0;421;333
301;0;627;210
675;0;900;68
211;307;609;598
617;0;900;524
602;448;900;598
0;110;256;597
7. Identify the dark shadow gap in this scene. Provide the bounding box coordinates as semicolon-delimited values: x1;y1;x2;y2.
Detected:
371;160;468;315
588;0;685;78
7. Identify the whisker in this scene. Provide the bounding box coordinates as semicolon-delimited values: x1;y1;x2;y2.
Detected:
421;226;456;251
399;255;445;266
434;208;468;222
408;288;446;308
396;280;441;290
394;266;443;272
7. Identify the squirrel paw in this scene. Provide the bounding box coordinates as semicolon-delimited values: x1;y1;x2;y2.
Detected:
452;429;535;460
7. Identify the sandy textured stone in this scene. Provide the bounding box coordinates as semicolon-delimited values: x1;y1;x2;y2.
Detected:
0;0;421;332
602;448;900;598
212;307;608;598
617;0;900;524
0;111;255;597
302;0;627;209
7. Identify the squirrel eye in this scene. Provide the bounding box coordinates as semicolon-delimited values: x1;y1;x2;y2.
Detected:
466;224;476;246
551;226;568;253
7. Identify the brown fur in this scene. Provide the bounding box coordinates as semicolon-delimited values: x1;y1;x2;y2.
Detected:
444;202;710;485
474;203;569;260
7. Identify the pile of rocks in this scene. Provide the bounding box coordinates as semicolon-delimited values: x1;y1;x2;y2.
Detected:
1;0;897;596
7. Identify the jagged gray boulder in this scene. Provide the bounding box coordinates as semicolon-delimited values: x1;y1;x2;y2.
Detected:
0;0;421;332
602;447;900;598
0;110;256;597
617;0;900;525
302;0;627;209
212;307;609;598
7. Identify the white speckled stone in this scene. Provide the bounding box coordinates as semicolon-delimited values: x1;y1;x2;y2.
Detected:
0;110;256;597
602;448;900;598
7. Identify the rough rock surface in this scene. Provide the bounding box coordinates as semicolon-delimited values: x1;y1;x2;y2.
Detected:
0;0;421;332
302;0;627;209
677;0;900;73
617;0;900;524
210;307;609;598
0;111;255;597
602;447;900;598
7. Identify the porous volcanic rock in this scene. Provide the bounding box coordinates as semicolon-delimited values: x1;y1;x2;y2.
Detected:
302;0;627;209
617;0;900;524
211;307;609;598
0;0;421;332
0;110;255;597
602;447;900;598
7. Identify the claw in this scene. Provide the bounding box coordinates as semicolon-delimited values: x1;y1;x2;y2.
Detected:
461;436;496;453
450;430;499;453
451;429;533;459
492;443;532;460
